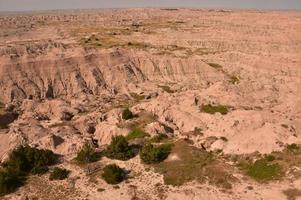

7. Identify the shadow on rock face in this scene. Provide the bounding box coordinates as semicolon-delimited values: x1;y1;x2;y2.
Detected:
0;112;19;129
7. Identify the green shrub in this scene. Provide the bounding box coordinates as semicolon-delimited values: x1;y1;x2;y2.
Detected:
0;171;23;196
102;164;126;184
246;158;281;182
0;146;58;196
122;108;134;120
105;136;136;161
140;143;172;164
201;104;228;115
4;145;58;175
75;143;101;164
49;167;70;180
126;129;149;140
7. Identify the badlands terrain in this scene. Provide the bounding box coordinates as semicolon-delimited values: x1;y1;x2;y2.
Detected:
0;8;301;200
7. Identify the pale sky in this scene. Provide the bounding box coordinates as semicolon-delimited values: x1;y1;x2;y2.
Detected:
0;0;301;12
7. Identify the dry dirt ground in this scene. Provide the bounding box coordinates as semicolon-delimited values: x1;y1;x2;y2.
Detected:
0;8;301;200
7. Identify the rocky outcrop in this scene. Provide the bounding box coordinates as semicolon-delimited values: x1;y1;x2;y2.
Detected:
0;44;223;103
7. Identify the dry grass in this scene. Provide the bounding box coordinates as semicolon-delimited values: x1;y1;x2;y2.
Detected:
153;140;235;188
117;111;157;130
3;175;81;200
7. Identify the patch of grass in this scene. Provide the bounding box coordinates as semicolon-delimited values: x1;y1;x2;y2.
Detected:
75;143;101;164
246;158;281;182
105;135;138;161
234;147;301;183
140;143;172;164
154;140;234;188
102;164;126;185
49;167;70;181
201;104;229;115
126;128;149;140
154;140;214;186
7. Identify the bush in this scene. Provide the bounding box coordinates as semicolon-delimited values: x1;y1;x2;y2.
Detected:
140;143;172;164
122;108;134;120
102;164;126;184
0;171;23;196
126;129;149;140
75;143;101;164
105;136;136;161
4;145;58;175
0;146;58;196
49;167;70;180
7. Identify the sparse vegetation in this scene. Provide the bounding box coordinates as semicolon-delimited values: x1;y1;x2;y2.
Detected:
246;158;281;182
75;143;101;164
0;146;58;196
105;136;137;161
102;164;126;185
201;104;229;115
49;167;70;180
149;134;169;143
140;143;172;164
286;143;300;153
126;128;149;140
122;108;134;120
153;140;234;187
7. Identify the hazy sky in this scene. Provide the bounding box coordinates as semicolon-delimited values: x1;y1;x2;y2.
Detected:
0;0;301;12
